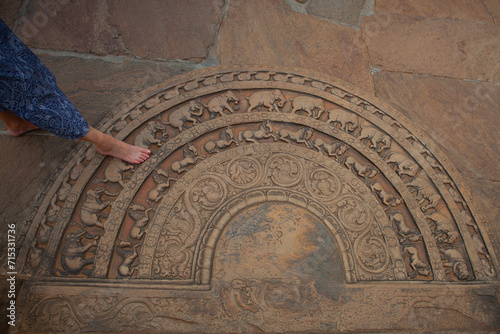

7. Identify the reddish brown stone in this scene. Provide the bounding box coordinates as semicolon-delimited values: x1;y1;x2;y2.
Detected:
217;0;373;92
106;0;225;60
483;0;500;25
0;0;23;28
376;0;492;22
362;14;500;82
15;0;225;61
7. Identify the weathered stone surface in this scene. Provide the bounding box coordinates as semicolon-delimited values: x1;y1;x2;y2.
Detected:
37;53;199;126
373;70;500;244
362;14;500;82
13;67;499;333
0;135;73;239
483;0;500;24
218;0;373;92
307;0;368;27
0;0;23;28
15;0;225;61
376;0;492;22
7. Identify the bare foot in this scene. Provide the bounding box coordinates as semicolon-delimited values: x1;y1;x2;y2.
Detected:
7;122;39;136
0;110;39;136
81;127;150;164
95;138;151;164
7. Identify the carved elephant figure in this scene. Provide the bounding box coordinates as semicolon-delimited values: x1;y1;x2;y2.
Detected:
167;101;204;131
440;248;470;280
291;96;325;118
61;230;98;276
247;89;286;113
207;91;239;117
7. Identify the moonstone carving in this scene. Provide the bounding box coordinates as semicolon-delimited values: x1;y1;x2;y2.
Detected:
15;67;499;333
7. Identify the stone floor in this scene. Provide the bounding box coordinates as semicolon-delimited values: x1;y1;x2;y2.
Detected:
0;0;499;333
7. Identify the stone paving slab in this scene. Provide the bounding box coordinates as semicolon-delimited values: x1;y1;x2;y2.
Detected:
217;0;373;93
307;0;368;27
15;0;225;61
362;13;500;82
376;0;493;22
36;53;199;126
483;0;500;24
285;0;371;27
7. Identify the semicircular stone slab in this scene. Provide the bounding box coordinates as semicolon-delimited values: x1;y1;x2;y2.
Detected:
16;67;500;333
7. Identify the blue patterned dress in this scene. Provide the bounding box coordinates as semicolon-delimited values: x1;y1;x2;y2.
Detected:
0;19;89;139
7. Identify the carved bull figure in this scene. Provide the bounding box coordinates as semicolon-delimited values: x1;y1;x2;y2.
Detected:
326;109;359;131
358;126;391;154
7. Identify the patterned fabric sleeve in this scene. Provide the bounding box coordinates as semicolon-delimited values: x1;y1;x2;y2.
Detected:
0;18;89;139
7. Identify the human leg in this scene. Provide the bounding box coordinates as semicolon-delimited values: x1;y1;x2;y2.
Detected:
0;110;39;136
80;126;150;164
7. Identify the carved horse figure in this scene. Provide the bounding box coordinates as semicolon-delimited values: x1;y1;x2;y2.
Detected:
203;127;240;153
81;188;118;229
277;127;314;148
313;138;347;159
94;158;134;187
116;240;139;277
344;156;378;180
404;246;431;278
133;121;169;148
61;229;99;276
128;204;154;239
171;143;205;174
371;182;402;208
207;91;239;118
238;120;278;143
147;169;176;205
390;212;420;242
